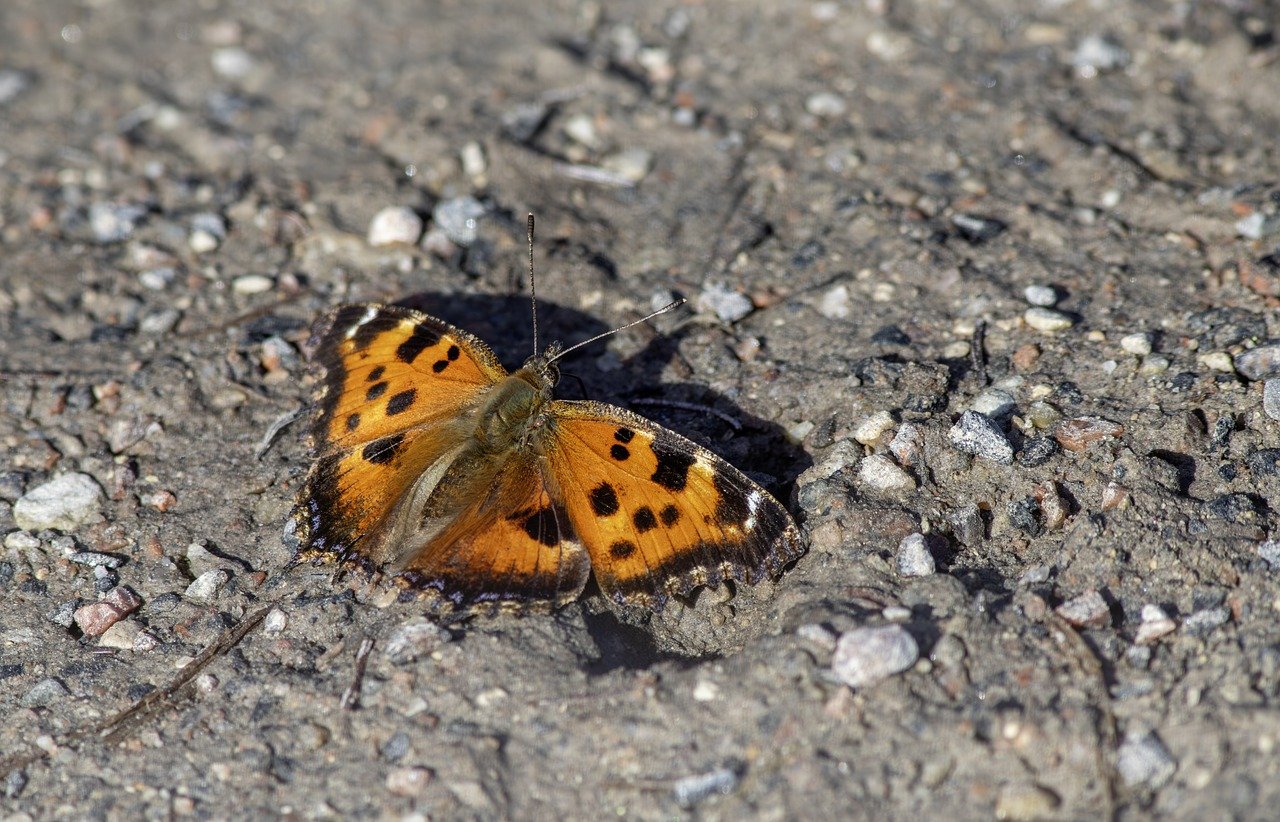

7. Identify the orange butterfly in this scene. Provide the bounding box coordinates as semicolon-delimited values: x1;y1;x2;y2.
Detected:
288;221;804;613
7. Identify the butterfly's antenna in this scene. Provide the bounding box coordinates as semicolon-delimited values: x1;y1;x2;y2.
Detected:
547;298;686;365
527;213;539;356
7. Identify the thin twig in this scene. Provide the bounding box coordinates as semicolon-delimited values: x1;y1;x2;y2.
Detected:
255;406;306;459
340;637;376;710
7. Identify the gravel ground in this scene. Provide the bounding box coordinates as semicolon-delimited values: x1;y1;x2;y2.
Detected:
3;0;1280;818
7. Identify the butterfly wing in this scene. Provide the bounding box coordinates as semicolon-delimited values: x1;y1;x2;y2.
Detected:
543;400;805;609
395;453;590;611
291;303;508;566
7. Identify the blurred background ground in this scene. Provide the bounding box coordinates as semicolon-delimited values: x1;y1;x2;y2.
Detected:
2;0;1280;818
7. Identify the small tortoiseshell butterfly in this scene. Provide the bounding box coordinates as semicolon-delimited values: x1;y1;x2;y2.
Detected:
288;217;804;613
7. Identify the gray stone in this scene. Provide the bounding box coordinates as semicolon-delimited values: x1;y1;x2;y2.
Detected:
13;473;103;531
697;281;754;323
1117;731;1176;788
184;569;231;602
948;411;1014;465
432;196;486;246
1264;380;1280;420
384;618;452;665
1235;344;1280;381
21;677;70;708
896;533;935;577
672;765;740;808
831;625;919;688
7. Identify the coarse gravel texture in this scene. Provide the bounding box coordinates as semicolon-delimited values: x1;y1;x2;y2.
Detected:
3;0;1280;819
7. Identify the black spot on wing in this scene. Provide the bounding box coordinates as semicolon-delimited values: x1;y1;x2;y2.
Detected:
650;441;696;491
614;427;634;444
432;359;450;373
367;365;385;382
396;323;441;364
345;412;360;431
521;507;561;547
660;504;681;527
589;483;619;517
633;506;657;533
610;444;630;461
386;389;416;415
609;540;637;560
362;433;403;464
366;381;388;401
447;345;460;361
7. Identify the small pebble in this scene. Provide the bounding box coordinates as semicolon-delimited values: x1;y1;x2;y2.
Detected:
89;202;147;243
1120;332;1153;356
211;46;255;78
562;113;600;148
1236;212;1266;240
133;630;159;652
0;69;31;105
600;148;652;184
140;309;181;334
1135;604;1177;645
672;765;740;808
805;92;847;118
432;196;487;247
1259;540;1280;569
386;766;434;798
1182;607;1229;636
950;503;984;546
896;533;935;577
889;422;924;466
98;619;141;650
263;608;288;635
692;680;719;702
196;673;220;694
831;625;919;688
1024;401;1062;430
1198;351;1235;373
1263;380;1280;421
971;388;1016;419
1141;355;1170;374
4;531;40;551
1023;284;1058;307
460;141;487;178
858;454;916;493
184;569;230;602
1117;732;1176;788
384;618;452;665
1054;416;1123;452
1055;589;1110;628
995;783;1061;821
952;213;1006;243
367;206;424;247
73;586;142;636
1235;343;1280;381
67;551;124;568
697;282;754;323
232;274;274;295
949;411;1014;465
189;212;226;253
20;677;70;708
13;473;103;531
796;623;839;652
1023;307;1074;332
817;284;852;319
853;411;896;446
1072;34;1130;76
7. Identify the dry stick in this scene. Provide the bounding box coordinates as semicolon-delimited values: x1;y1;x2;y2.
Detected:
0;604;272;779
340;637;376;711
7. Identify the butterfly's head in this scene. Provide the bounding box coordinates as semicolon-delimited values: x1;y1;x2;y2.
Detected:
517;344;562;391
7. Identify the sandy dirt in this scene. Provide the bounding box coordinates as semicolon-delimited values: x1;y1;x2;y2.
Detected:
2;0;1280;818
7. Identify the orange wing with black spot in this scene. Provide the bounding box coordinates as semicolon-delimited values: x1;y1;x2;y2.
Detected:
290;304;507;567
543;401;805;610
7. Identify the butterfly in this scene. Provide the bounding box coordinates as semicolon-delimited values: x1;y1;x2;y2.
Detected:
287;221;804;614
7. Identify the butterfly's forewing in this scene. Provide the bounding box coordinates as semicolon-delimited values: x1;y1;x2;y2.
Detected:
544;401;805;609
292;304;508;565
396;454;590;611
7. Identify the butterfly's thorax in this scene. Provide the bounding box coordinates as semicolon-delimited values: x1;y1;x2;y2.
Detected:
470;360;556;455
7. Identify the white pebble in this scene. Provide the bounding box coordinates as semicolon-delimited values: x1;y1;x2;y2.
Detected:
1198;351;1235;373
831;625;919;688
818;284;852;319
211;47;255;79
13;473;103;531
1023;284;1058;307
1119;332;1153;356
1134;604;1177;645
562;113;600;148
367;206;424;247
1117;732;1176;788
1023;307;1074;332
4;531;40;551
232;274;274;295
98;619;141;650
858;454;916;493
971;388;1016;418
185;569;230;602
1236;212;1265;240
460;141;487;178
1055;589;1110;627
697;282;754;323
896;533;935;577
601;148;652;184
263;608;288;636
853;411;896;446
805;92;847;118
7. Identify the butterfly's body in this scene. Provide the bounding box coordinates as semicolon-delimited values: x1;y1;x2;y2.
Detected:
290;302;804;613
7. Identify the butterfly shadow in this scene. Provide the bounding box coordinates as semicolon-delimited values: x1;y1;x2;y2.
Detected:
393;291;813;669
